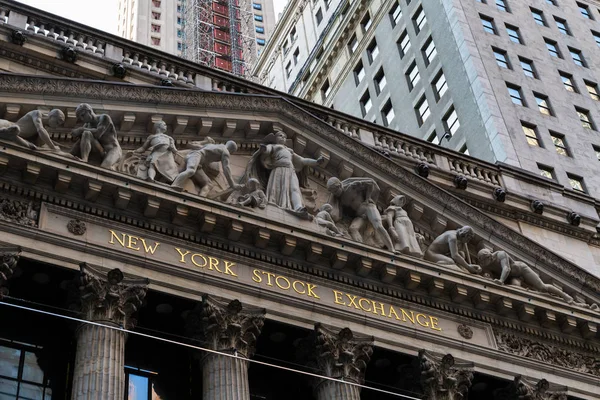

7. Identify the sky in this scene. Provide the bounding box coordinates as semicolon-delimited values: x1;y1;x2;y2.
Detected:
18;0;289;35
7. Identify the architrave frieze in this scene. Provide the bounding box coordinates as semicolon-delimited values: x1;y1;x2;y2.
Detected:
0;74;593;293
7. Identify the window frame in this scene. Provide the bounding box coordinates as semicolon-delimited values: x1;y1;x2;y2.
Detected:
505;24;522;44
522;122;541;147
550;131;569;156
519;57;537;78
534;92;553;116
444;106;460;135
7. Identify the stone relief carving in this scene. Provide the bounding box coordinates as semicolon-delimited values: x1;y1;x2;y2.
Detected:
133;120;179;183
240;132;324;219
456;324;473;340
495;330;600;377
67;219;87;236
0;246;20;298
235;178;267;209
70;103;122;170
0;197;39;227
494;376;567;400
424;227;482;274
384;195;423;257
314;203;344;237
326;177;396;252
419;350;473;400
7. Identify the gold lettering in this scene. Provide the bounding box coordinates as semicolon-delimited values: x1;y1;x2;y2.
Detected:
292;281;306;294
388;305;401;320
175;248;190;263
109;230;126;247
359;298;372;312
208;257;222;272
265;272;275;286
139;238;160;254
276;276;291;290
333;290;345;305
223;261;238;277
416;313;430;327
372;301;385;316
191;253;208;268
346;294;360;309
401;309;415;324
252;269;262;283
306;284;320;299
126;235;140;251
429;317;442;331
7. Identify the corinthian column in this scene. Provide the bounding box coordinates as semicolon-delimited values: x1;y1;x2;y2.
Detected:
0;246;20;298
494;376;567;400
418;350;473;400
70;263;149;400
186;295;265;400
309;324;373;400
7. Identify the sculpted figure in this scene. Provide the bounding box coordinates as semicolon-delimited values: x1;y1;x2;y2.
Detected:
424;226;482;274
243;132;325;216
134;121;179;182
384;195;422;257
315;203;343;237
237;178;267;209
477;249;574;304
70;104;122;169
171;139;240;196
0;109;71;155
326;177;396;252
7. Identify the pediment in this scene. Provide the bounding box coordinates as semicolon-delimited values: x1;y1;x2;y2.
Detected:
0;73;599;342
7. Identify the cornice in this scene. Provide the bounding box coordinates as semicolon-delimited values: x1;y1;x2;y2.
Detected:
0;73;598;296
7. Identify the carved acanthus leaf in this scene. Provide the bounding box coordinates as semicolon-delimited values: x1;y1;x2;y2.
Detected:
494;376;567;400
0;197;39;227
0;246;21;297
419;350;474;400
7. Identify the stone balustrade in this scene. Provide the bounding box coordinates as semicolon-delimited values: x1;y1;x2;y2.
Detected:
448;156;502;186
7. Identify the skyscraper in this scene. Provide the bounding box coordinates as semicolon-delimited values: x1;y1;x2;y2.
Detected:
118;0;276;77
255;0;600;199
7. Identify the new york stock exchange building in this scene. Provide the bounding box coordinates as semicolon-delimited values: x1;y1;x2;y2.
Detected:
0;1;599;400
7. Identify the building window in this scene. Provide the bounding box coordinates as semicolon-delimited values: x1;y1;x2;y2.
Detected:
382;100;395;127
151;24;161;33
390;2;402;27
290;27;297;42
361;12;372;32
0;341;54;398
374;68;387;94
567;174;586;192
545;39;561;58
550;132;568;156
353;61;365;85
534;93;552;116
428;131;440;145
177;42;182;50
422;37;437;65
316;8;323;25
546;0;556;5
256;26;264;33
348;34;358;54
555;17;571;35
285;61;292;77
519;57;536;78
282;40;289;54
257;38;265;45
293;48;300;64
360;90;372;116
398;31;411;57
253;3;262;10
538;164;555;180
367;40;379;63
481;15;497;34
585;80;600;101
152;0;161;7
177;16;182;24
507;84;524;106
593;145;600;161
576;107;594;129
254;15;263;21
443;106;460;135
152;12;161;20
177;29;182;38
151;37;161;45
496;0;509;12
522;123;540;146
493;48;510;68
406;61;420;90
569;47;586;67
578;3;593;19
126;368;161;400
592;30;600;47
413;6;426;34
506;24;522;44
432;70;448;100
531;8;546;26
415;96;430;126
460;144;469;155
177;4;182;13
321;79;331;100
560;71;577;92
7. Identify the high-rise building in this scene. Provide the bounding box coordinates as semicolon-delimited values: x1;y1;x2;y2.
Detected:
255;0;600;199
118;0;276;76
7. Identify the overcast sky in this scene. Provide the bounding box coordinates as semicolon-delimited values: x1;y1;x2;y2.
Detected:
18;0;289;35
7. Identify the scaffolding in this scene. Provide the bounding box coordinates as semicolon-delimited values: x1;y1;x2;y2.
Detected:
182;0;257;79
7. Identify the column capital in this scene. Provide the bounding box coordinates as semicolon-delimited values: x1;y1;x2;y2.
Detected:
313;324;373;384
0;246;20;298
71;263;149;328
186;295;265;358
419;350;474;400
494;376;567;400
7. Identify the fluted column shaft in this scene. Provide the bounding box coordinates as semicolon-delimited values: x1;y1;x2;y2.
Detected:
202;352;250;400
71;324;125;400
314;379;361;400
